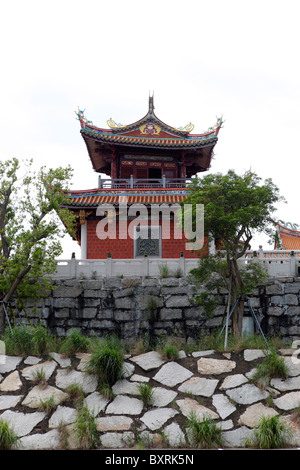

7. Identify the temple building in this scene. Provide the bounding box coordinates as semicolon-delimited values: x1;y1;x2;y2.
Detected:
276;222;300;250
64;97;222;259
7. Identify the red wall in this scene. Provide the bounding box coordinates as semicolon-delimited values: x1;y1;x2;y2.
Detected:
86;218;207;259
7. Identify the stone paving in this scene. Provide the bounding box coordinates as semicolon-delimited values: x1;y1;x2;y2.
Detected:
0;348;300;449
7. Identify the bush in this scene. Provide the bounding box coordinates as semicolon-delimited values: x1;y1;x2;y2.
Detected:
86;336;124;387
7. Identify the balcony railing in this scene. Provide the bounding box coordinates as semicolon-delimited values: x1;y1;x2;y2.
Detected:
98;176;194;189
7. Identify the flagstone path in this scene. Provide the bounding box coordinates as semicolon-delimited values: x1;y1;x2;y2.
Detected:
0;348;300;449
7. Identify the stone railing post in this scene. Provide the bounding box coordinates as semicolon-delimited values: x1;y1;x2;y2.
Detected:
106;253;112;277
179;252;185;275
290;250;296;276
143;255;149;277
70;254;77;278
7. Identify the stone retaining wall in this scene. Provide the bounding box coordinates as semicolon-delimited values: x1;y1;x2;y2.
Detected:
20;276;300;342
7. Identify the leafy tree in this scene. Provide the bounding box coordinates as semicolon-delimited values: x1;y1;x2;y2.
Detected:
0;158;75;331
181;169;283;336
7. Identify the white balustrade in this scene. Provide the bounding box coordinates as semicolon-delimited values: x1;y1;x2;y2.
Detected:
53;250;300;279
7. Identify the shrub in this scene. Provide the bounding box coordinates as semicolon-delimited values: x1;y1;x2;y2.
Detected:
0;419;19;450
246;415;291;449
86;336;124;387
185;413;223;449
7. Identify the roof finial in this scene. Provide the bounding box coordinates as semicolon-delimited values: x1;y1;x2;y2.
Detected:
149;91;154;114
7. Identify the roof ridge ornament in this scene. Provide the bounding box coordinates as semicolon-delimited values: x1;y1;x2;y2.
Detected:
149;93;154;114
175;122;195;133
107;118;125;129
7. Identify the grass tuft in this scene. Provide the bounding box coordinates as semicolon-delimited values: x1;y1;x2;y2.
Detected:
245;415;291;449
73;405;99;449
0;419;19;450
86;335;124;388
251;349;289;385
185;412;223;449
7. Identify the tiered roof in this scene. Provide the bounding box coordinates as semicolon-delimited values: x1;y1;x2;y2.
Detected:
75;97;223;175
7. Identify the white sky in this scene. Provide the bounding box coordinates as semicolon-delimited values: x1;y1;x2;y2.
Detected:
1;0;300;257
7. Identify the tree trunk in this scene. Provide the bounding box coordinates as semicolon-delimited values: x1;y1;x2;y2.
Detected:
230;257;244;337
0;264;31;333
232;296;244;337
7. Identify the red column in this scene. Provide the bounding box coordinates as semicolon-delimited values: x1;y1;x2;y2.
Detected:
181;151;186;178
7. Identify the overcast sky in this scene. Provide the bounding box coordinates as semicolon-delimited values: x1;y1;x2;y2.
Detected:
1;0;299;257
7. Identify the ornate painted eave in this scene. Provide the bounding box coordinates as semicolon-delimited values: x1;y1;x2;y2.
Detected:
276;221;300;250
75;97;223;149
63;187;189;209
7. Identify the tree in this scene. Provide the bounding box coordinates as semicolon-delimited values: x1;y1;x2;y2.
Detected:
181;169;283;336
0;158;75;332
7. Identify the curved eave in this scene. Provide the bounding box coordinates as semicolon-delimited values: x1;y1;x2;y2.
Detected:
80;128;218;149
62;188;190;208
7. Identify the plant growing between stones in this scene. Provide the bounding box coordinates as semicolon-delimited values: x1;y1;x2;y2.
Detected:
245;415;291;449
185;412;223;449
32;366;46;387
86;335;124;388
73;405;99;449
38;395;57;413
138;383;154;408
146;296;159;321
251;349;289;386
162;343;179;361
0;419;19;450
64;384;85;406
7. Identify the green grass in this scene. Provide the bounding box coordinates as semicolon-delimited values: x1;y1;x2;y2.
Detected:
0;419;19;450
86;335;124;388
251;349;289;385
2;323;56;356
245;415;291;449
138;383;154;408
73;405;99;449
185;413;223;449
59;328;90;355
